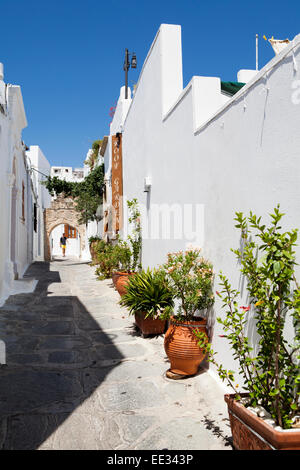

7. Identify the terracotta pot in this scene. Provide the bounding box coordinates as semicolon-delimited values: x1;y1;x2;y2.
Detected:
225;393;300;450
115;272;136;296
135;311;166;336
89;243;97;264
112;272;121;287
164;317;208;376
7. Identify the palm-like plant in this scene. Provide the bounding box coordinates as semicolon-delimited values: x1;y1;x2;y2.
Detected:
120;268;174;318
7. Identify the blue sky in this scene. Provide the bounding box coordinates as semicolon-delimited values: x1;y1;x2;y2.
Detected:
1;0;299;168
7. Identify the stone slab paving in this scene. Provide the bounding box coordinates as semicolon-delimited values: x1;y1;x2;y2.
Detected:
0;257;233;450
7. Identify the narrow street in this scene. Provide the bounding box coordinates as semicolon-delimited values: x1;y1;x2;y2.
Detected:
0;259;232;450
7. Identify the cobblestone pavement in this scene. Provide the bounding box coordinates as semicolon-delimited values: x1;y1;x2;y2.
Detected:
0;258;233;450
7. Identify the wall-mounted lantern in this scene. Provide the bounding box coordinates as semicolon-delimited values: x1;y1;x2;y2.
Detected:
144;176;152;192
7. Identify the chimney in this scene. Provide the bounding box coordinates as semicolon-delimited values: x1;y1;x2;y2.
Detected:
268;38;290;55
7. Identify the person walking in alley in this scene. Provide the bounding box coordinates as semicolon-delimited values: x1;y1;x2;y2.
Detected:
60;233;68;257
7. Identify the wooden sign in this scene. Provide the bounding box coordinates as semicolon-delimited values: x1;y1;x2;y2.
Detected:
111;133;123;232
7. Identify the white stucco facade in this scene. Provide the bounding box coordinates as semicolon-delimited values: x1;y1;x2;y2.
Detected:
104;24;300;386
0;65;51;305
50;166;85;182
26;145;52;261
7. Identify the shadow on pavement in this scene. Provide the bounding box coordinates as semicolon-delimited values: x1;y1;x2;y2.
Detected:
0;261;124;450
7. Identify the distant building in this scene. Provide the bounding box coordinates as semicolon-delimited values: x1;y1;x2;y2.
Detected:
50;166;85;182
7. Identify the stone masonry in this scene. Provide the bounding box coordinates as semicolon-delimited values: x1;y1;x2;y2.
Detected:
44;196;86;261
0;257;233;450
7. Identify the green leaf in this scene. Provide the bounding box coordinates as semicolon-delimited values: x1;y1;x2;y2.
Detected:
273;261;281;275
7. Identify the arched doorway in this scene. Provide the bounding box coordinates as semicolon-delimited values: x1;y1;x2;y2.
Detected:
44;196;87;261
50;223;80;258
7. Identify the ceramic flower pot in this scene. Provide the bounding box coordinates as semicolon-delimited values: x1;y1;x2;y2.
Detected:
115;272;136;296
164;317;208;376
134;311;166;336
225;393;300;450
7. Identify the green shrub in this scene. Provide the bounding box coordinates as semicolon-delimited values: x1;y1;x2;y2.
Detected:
120;268;174;318
89;235;102;244
197;206;300;429
95;242;119;279
162;248;214;320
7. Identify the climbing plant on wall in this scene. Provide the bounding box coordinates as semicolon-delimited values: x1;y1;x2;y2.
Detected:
43;163;104;225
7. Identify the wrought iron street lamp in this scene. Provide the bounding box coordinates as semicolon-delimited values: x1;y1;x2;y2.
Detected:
123;49;137;99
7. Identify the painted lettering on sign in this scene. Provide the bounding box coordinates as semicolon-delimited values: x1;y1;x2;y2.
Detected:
111;134;123;232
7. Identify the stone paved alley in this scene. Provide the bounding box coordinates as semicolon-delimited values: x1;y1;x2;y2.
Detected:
0;259;232;450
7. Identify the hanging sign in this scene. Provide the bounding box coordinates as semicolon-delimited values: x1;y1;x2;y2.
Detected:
111;133;123;232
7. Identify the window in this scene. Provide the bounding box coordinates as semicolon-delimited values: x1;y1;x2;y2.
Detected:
64;224;77;239
33;203;37;232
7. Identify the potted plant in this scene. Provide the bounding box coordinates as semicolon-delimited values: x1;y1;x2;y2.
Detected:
161;248;214;378
111;239;133;291
89;236;102;264
94;241;119;280
112;198;142;296
119;268;174;336
197;206;300;450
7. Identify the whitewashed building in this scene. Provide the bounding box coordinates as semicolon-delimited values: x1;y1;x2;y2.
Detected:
50;166;85;182
0;64;51;306
104;24;300;386
26;145;52;261
102;87;132;241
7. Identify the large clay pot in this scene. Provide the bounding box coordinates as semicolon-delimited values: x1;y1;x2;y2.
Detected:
225;393;300;450
135;311;166;336
112;272;121;287
164;317;208;376
115;272;136;296
89;242;98;264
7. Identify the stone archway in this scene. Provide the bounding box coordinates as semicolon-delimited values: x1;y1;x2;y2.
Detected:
44;196;86;261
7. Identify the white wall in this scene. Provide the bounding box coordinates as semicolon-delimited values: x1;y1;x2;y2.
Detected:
0;65;38;305
0;71;11;304
102;86;132;241
26;145;51;261
50;166;84;182
116;24;300;384
50;224;80;258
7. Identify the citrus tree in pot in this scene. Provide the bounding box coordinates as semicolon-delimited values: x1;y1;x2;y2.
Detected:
161;248;214;378
197;206;300;450
120;268;174;337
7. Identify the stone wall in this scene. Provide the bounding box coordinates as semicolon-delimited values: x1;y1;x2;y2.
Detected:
44;196;86;261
